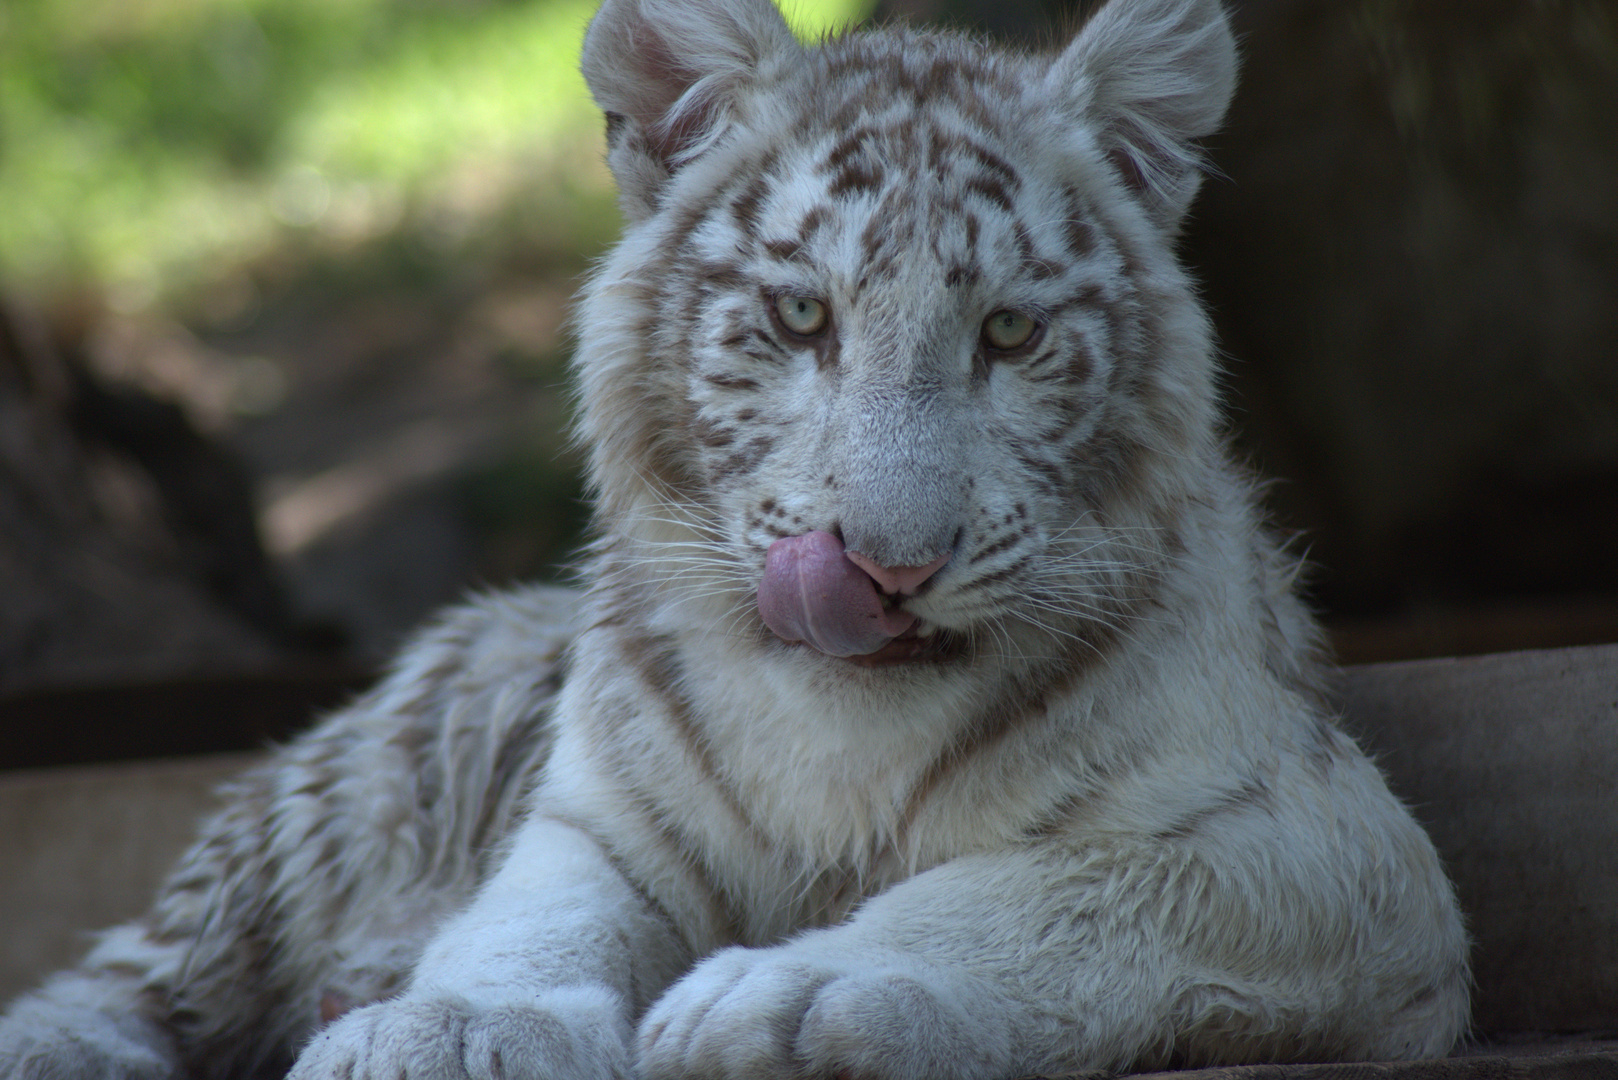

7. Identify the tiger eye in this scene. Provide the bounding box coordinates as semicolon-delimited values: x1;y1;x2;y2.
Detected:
983;309;1037;350
775;295;829;336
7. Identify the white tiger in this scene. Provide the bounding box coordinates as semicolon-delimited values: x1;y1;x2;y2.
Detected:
0;0;1470;1076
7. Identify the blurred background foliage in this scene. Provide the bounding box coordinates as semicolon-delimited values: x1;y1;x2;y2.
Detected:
0;0;865;304
0;0;1615;709
0;0;872;695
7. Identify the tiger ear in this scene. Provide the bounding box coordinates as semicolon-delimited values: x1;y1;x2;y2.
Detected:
582;0;805;219
1046;0;1237;232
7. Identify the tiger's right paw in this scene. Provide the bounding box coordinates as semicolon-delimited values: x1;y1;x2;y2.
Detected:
289;987;632;1080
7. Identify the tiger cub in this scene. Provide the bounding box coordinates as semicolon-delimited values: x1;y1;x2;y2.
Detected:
0;0;1468;1076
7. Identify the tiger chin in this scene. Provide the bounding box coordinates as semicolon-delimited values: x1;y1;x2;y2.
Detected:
0;0;1469;1076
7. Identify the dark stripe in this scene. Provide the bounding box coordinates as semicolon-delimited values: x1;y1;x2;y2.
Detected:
1024;256;1062;280
619;635;766;848
900;562;1169;842
1013;221;1060;280
964;141;1019;187
1009;445;1068;494
859;213;888;262
958;554;1030;592
729;149;779;237
1062;186;1098;258
927;129;952;176
1055;283;1105;313
731;177;768;234
799;205;829;240
1036;413;1083;442
896;635;1096;837
820;126;878;175
468;703;553;855
964;174;1013;214
694;262;749;291
967;531;1022;565
603;111;627;152
703;373;760;391
1152;779;1273;842
816;333;841;372
717;434;777;477
666;195;720;260
694;417;734;448
829;161;884;198
751;328;787;357
763;236;804;263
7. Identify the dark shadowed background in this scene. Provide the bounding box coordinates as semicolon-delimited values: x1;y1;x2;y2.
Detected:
2;0;1615;766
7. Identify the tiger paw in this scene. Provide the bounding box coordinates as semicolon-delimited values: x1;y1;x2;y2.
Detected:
289;987;631;1080
637;944;1014;1080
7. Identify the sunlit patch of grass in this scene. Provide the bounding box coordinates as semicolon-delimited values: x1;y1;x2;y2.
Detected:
0;0;875;309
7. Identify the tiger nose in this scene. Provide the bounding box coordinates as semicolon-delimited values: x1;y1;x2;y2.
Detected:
843;549;951;596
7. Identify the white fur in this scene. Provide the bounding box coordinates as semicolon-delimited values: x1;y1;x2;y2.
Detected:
0;0;1468;1077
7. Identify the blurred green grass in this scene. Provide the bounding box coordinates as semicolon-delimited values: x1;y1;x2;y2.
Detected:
0;0;874;310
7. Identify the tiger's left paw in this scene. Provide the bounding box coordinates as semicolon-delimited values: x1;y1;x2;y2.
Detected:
636;944;1014;1080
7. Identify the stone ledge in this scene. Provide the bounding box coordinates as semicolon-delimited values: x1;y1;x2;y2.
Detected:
1341;644;1618;1035
1045;1037;1618;1080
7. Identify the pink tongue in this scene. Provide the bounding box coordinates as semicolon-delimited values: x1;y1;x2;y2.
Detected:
758;531;917;657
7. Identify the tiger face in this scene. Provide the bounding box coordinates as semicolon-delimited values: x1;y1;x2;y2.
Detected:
578;6;1232;669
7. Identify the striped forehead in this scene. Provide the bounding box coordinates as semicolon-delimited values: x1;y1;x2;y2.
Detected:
671;34;1093;299
794;45;1031;210
812;116;1021;209
733;121;1069;294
